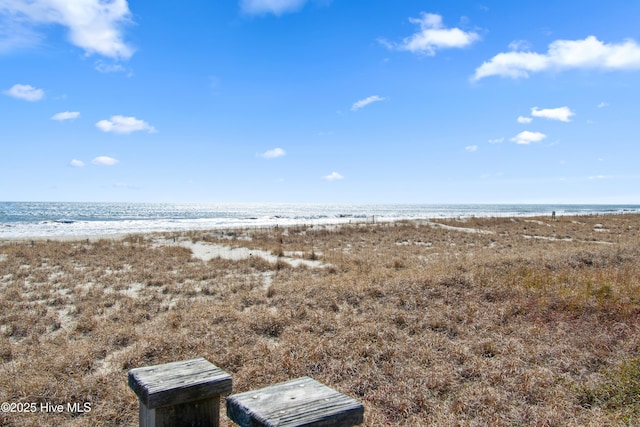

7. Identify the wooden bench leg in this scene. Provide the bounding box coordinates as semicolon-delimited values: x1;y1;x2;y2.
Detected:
139;397;221;427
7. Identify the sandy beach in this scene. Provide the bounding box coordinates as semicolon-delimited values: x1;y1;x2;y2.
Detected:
1;214;639;426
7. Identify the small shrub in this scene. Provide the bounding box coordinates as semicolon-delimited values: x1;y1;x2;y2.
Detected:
266;285;276;298
391;259;405;270
579;355;640;423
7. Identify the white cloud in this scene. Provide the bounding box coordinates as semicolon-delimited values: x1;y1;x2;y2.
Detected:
96;115;156;134
531;106;575;122
261;147;286;159
465;145;478;152
95;60;126;73
240;0;307;15
517;116;533;124
508;40;532;52
598;101;609;108
70;159;85;167
92;156;118;166
383;12;479;55
3;83;44;101
473;36;640;80
323;172;344;181
510;131;547;145
1;0;134;60
488;138;504;144
351;95;385;112
51;111;80;121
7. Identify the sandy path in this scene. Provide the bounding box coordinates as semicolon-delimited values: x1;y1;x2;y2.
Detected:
425;221;496;234
159;239;328;268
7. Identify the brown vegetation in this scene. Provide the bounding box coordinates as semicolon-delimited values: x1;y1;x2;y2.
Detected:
1;214;639;426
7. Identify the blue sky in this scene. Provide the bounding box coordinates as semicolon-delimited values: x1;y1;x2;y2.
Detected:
2;0;640;203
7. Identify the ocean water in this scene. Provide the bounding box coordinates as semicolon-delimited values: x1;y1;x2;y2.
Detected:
1;202;639;239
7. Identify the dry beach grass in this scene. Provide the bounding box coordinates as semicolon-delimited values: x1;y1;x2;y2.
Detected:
1;214;639;426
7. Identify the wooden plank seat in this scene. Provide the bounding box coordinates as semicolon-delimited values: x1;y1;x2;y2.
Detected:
128;357;232;427
226;376;364;427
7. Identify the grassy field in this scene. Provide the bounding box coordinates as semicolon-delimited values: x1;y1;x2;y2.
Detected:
1;214;639;426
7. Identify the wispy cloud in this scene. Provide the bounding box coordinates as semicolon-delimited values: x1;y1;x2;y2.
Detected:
488;137;504;144
3;83;44;101
0;0;134;60
0;14;45;53
597;101;609;108
508;40;532;52
323;171;344;181
465;145;478;152
92;156;118;166
113;182;138;189
96;115;156;134
517;116;532;124
69;159;85;167
473;36;640;80
351;95;385;112
261;147;286;159
381;13;479;55
240;0;307;15
51;111;80;121
510;131;547;145
531;106;575;122
95;60;126;73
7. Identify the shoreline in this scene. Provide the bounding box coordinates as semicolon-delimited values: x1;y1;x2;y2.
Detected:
1;210;636;242
3;202;639;241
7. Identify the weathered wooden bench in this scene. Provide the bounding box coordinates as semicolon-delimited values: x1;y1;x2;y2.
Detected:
226;376;364;427
128;357;232;427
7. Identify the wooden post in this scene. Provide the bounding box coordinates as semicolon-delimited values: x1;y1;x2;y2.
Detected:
128;357;232;427
226;376;364;427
